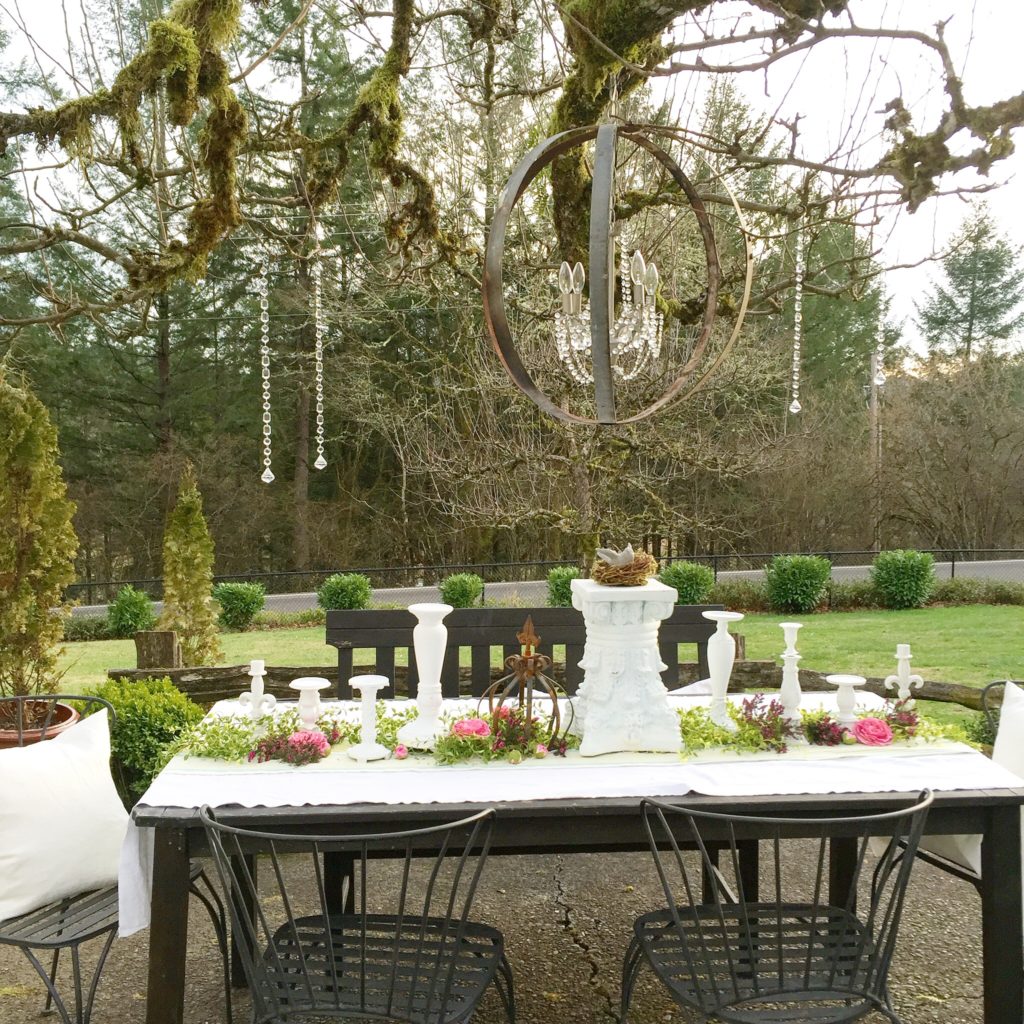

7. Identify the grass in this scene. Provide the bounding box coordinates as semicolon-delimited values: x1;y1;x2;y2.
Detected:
59;605;1021;724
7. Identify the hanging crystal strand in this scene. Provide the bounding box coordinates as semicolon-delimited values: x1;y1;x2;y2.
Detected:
257;252;275;483
311;259;327;471
873;293;887;387
789;216;805;415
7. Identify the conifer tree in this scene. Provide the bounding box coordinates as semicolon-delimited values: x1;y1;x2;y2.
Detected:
0;371;78;696
157;465;222;666
916;206;1024;363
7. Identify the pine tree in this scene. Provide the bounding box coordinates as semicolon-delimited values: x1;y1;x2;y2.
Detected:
157;465;222;666
916;206;1024;363
0;371;78;696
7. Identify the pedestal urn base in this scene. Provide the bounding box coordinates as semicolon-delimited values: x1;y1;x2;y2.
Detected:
570;578;681;757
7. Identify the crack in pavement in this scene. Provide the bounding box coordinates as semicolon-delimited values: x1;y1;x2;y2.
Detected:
553;854;619;1021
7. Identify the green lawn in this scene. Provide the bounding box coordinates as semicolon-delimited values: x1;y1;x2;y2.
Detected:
60;605;1022;716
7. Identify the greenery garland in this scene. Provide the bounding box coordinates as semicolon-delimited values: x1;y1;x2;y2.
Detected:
165;697;968;769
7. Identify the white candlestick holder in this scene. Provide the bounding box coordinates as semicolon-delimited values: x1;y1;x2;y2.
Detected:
704;610;744;733
779;622;804;739
238;659;277;722
289;677;331;733
347;675;390;762
884;643;924;706
397;603;453;751
825;674;867;728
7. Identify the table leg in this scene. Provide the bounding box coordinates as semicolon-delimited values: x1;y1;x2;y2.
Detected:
737;840;760;902
146;828;190;1024
829;837;857;912
981;804;1023;1024
324;851;355;914
230;855;257;988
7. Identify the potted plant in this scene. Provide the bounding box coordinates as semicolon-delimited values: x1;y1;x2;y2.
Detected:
0;372;79;747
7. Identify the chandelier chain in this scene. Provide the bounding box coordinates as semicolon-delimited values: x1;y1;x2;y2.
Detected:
789;218;805;415
257;252;275;483
312;260;327;471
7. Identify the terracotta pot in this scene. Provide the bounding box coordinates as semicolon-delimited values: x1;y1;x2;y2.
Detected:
0;700;81;750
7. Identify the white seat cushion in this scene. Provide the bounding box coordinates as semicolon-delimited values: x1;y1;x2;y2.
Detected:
915;681;1024;877
0;709;129;923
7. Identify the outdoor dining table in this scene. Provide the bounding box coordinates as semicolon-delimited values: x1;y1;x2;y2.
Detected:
123;694;1024;1024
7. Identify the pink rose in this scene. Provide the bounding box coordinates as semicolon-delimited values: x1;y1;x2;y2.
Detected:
452;717;491;738
535;743;548;759
851;717;893;746
288;730;330;755
393;744;409;760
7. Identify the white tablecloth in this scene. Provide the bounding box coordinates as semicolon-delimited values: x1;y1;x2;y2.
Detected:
118;693;1023;935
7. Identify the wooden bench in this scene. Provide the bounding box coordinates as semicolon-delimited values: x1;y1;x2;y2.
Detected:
325;605;722;700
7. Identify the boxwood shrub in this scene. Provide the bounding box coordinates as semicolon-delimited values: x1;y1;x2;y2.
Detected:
547;565;581;607
212;581;266;630
317;572;372;610
764;555;831;613
107;584;157;638
870;549;935;609
439;573;484;608
659;561;715;604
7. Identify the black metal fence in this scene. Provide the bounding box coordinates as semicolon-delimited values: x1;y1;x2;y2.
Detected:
66;549;1024;614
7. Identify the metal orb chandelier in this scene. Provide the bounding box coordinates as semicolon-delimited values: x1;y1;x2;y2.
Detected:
483;122;752;425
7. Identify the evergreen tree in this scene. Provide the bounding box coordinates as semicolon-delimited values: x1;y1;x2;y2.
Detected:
916;206;1024;363
157;464;222;666
0;371;78;696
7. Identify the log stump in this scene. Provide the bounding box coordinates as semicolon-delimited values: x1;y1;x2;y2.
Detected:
134;630;182;670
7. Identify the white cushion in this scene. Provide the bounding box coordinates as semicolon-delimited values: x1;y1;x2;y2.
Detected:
915;681;1024;877
0;709;129;922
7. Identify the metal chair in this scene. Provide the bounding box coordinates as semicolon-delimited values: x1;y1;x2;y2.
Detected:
200;806;514;1024
0;694;232;1024
622;792;933;1024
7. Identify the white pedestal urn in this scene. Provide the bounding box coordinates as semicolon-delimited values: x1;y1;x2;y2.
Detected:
396;603;453;751
289;677;331;732
704;610;744;733
826;674;867;728
570;578;681;757
347;675;390;762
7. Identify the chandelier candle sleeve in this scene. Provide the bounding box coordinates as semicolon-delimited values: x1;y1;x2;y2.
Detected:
396;603;453;751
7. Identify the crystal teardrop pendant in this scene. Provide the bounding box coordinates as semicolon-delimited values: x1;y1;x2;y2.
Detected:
261;467;276;484
313;454;327;470
789;399;802;414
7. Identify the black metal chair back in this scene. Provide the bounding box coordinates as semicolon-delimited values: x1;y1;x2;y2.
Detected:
980;680;1007;738
0;693;115;743
627;793;933;1024
200;807;511;1024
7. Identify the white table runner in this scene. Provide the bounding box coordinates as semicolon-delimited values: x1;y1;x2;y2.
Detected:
118;693;1023;936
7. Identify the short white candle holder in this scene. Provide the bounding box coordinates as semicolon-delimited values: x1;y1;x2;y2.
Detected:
397;603;453;751
778;622;804;739
704;610;744;733
289;677;331;733
884;643;924;706
347;675;390;762
238;659;277;722
826;674;867;728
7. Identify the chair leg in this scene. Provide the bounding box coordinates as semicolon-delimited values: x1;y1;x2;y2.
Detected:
620;934;645;1023
189;866;234;1024
20;946;73;1024
43;947;60;1013
494;953;516;1023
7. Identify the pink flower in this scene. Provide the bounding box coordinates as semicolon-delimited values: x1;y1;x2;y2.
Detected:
289;730;330;755
452;717;491;738
851;717;894;746
393;744;409;760
535;743;548;758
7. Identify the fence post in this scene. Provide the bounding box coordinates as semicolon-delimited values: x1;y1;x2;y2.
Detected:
713;555;719;583
950;550;956;579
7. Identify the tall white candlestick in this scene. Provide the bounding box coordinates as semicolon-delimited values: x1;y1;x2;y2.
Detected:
347;675;389;762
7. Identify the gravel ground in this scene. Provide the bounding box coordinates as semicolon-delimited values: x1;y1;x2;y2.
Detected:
0;850;985;1024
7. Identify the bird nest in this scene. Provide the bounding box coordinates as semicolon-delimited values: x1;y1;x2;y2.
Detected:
590;550;659;586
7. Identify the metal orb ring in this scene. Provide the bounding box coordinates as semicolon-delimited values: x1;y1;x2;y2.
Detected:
483;122;749;425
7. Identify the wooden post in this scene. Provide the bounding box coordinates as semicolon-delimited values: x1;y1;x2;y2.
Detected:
135;631;182;670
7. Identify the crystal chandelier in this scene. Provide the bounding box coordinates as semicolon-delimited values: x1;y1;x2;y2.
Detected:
554;245;663;384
